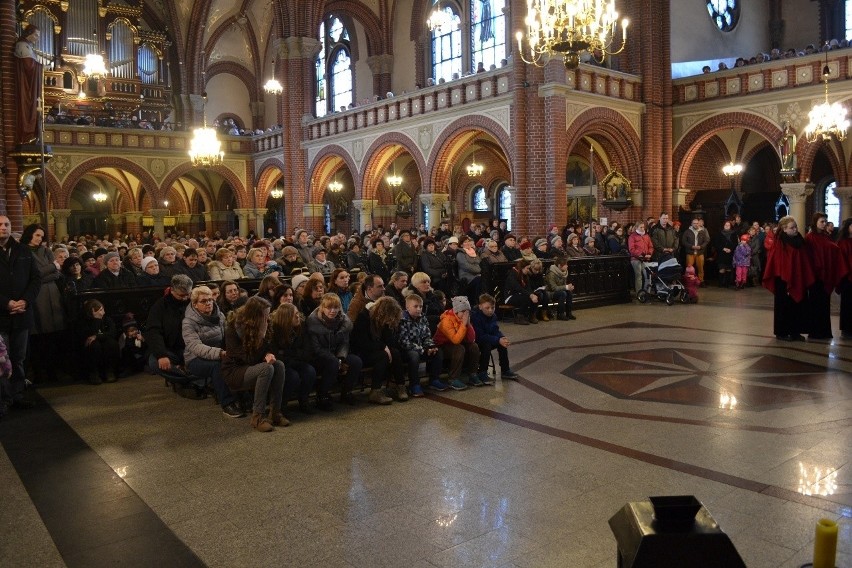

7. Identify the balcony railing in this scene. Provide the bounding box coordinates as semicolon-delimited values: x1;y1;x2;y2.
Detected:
673;50;852;104
304;66;514;141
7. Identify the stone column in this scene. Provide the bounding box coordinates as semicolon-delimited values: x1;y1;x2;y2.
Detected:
252;208;266;237
124;211;144;236
780;182;814;230
204;210;231;236
150;208;168;239
672;188;691;210
366;54;394;98
351;199;378;234
177;214;192;234
833;186;852;221
233;208;252;237
418;193;449;232
52;209;72;241
109;214;125;236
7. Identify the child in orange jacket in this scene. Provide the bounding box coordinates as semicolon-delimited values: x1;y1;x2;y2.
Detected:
433;296;481;390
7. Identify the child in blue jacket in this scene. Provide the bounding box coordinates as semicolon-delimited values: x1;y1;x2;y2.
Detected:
470;294;519;381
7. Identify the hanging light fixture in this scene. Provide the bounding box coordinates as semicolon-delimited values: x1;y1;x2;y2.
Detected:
386;162;403;187
467;149;484;177
804;53;849;143
189;58;225;168
722;128;743;194
427;1;458;34
263;59;283;95
328;172;344;193
92;190;107;202
270;186;284;199
82;30;108;78
515;0;629;69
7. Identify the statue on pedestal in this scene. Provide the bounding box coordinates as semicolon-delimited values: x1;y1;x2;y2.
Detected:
14;24;43;146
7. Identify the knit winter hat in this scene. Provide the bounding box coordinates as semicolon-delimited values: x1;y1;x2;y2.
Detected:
104;251;120;263
519;241;532;251
739;234;750;242
451;296;471;313
141;257;158;271
535;238;548;248
291;274;309;290
281;246;298;256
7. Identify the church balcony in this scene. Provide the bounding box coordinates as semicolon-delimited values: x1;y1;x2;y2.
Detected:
672;50;852;106
43;125;255;157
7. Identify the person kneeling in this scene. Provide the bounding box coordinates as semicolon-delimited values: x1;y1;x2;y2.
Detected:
471;294;519;381
222;297;287;432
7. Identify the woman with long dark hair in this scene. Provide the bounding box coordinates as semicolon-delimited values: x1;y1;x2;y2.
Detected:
22;223;65;382
269;303;317;415
222;296;287;432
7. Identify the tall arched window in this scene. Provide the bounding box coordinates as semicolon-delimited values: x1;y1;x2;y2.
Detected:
825;181;840;226
472;186;488;211
498;185;512;230
431;7;462;82
316;16;352;116
470;0;506;71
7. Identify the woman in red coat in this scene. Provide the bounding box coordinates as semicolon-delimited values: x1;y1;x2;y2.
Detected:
805;212;847;339
836;218;852;338
762;216;816;341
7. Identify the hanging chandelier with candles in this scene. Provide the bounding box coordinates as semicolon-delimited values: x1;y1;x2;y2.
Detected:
83;53;108;78
387;163;403;187
516;0;629;69
270;186;284;199
804;56;849;143
467;149;484;177
92;190;107;202
328;173;344;193
189;60;225;168
263;59;283;95
427;2;459;35
189;124;225;167
82;29;108;78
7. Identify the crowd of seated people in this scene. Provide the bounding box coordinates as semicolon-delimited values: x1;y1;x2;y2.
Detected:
702;37;850;73
15;217;648;429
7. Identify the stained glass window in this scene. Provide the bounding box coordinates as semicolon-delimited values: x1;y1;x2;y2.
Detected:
470;0;505;71
707;0;739;32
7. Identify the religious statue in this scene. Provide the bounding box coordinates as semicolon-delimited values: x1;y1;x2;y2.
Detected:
14;24;43;146
778;121;797;172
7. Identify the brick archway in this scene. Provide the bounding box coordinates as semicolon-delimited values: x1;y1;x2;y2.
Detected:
802;138;848;187
673;112;783;189
361;132;427;200
308;145;359;202
564;108;643;189
160;164;248;209
426;115;513;195
256;161;286;207
59;157;160;210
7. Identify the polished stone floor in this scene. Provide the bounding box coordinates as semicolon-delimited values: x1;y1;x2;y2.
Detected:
1;287;850;567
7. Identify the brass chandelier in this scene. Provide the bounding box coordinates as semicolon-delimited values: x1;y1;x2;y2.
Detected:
516;0;629;69
804;55;849;143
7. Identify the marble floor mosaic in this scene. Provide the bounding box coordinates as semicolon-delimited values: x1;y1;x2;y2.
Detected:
1;286;850;567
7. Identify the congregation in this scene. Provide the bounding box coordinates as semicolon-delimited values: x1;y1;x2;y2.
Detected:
2;210;851;433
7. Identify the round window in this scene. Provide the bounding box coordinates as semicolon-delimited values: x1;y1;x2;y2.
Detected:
707;0;739;32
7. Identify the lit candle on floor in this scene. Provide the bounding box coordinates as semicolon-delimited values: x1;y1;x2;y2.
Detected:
812;518;838;568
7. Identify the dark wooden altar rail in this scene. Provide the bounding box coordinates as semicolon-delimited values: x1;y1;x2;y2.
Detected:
481;255;632;310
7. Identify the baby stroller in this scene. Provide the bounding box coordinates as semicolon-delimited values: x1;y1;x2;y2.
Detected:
637;257;686;305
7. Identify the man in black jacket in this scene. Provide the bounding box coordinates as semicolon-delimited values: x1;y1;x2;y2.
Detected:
146;274;192;372
175;248;209;283
0;215;41;414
